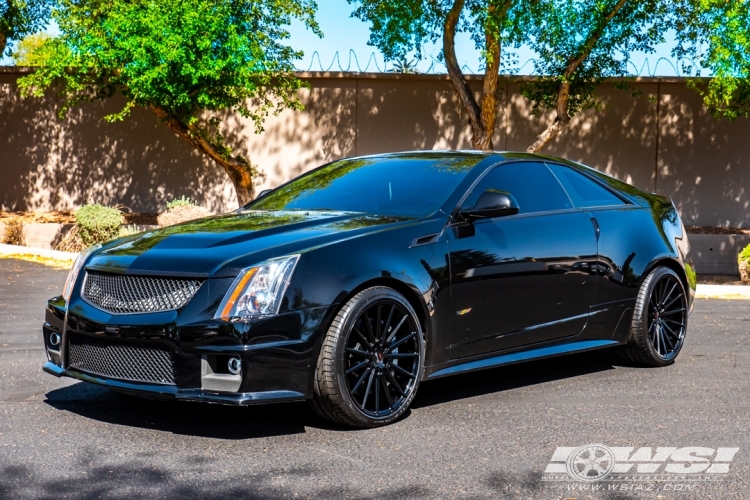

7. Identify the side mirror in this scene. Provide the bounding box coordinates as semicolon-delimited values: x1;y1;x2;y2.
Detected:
460;190;519;222
257;189;272;199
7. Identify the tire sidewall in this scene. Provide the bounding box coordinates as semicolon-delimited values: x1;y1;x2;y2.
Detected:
638;267;688;366
332;287;425;427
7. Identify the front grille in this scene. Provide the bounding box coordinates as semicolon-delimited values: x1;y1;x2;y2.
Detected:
68;332;176;385
82;271;204;314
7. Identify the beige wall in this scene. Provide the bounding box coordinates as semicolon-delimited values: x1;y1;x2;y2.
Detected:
1;70;749;226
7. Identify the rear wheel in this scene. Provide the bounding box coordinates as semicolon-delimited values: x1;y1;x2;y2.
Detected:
310;286;424;427
617;267;688;366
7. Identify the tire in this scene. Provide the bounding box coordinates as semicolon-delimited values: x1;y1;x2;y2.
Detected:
616;266;688;367
309;286;425;427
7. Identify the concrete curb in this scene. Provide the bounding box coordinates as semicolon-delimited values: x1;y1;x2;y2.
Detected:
0;244;78;262
695;284;750;299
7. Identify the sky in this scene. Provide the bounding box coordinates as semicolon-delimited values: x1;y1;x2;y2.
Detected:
2;0;703;77
287;0;698;76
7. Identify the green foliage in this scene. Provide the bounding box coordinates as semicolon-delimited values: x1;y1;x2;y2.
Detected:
11;31;51;65
19;0;319;128
520;0;674;117
739;243;750;264
674;0;750;120
0;0;52;55
349;0;528;71
166;196;196;210
75;204;125;246
684;262;697;290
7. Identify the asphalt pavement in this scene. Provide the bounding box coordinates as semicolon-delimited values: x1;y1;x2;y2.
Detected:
1;258;749;500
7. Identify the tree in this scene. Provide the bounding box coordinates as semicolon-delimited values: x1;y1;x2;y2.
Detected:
349;0;529;150
11;31;51;65
0;0;52;57
522;0;675;153
673;0;750;121
18;0;319;206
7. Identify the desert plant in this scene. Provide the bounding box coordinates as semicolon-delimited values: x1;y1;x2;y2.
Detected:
55;226;85;252
2;219;26;246
76;204;125;246
157;205;211;228
165;196;196;210
739;243;750;284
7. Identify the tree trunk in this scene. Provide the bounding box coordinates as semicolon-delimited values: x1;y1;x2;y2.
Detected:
149;105;254;206
527;80;571;153
0;33;6;58
443;0;504;150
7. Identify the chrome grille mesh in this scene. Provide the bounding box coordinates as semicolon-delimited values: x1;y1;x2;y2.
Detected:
82;271;203;314
67;332;176;385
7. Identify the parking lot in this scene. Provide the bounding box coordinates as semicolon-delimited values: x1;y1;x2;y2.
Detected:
1;258;749;499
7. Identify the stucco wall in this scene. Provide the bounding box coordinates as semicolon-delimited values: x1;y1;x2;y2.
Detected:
1;69;749;226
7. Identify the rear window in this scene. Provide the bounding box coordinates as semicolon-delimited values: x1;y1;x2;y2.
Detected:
547;164;626;208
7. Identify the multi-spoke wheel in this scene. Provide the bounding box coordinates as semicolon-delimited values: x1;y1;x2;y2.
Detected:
310;286;425;427
616;267;688;366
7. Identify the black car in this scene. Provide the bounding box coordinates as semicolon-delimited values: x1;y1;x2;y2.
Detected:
42;151;695;427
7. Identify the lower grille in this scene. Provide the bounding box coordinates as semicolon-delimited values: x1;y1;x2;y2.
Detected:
67;332;176;385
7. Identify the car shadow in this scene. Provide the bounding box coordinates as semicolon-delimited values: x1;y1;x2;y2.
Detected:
44;382;312;439
411;348;617;409
44;349;618;437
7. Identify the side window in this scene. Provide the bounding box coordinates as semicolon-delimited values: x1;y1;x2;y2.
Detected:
465;162;573;214
547;163;626;208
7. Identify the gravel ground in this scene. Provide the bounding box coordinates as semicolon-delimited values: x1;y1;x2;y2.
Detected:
1;258;749;500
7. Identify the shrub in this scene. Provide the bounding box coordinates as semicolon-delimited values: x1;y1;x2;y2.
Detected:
166;196;196;210
2;219;26;246
76;204;125;246
739;243;750;264
739;243;750;284
157;205;211;227
55;226;85;253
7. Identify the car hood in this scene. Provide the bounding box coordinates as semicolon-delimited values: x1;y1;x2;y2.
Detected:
86;211;417;277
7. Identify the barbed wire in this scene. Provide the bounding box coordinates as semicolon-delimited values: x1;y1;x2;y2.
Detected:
299;49;705;77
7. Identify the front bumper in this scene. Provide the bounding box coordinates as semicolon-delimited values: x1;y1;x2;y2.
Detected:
42;295;334;405
42;361;306;404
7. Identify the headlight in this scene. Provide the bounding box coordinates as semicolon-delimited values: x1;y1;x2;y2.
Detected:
62;243;101;302
215;255;299;322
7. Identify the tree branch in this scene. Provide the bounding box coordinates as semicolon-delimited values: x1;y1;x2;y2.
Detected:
443;0;485;146
149;105;255;205
527;0;628;153
477;1;513;150
564;0;628;78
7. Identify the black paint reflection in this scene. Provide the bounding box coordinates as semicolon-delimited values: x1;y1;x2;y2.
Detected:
447;211;598;358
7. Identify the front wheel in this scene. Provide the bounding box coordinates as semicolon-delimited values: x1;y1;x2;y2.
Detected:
310;286;425;427
617;267;688;366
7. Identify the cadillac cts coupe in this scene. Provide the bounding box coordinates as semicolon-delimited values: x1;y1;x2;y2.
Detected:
42;151;695;427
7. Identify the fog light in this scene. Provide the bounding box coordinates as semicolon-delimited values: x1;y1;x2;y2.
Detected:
49;332;61;347
227;357;241;375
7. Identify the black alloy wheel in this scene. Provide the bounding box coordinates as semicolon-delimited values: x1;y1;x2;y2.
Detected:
310;287;425;427
647;272;687;360
617;267;688;366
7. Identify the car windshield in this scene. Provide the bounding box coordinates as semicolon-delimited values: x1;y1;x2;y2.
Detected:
246;155;483;217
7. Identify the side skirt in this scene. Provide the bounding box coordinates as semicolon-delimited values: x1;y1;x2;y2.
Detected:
425;339;619;380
